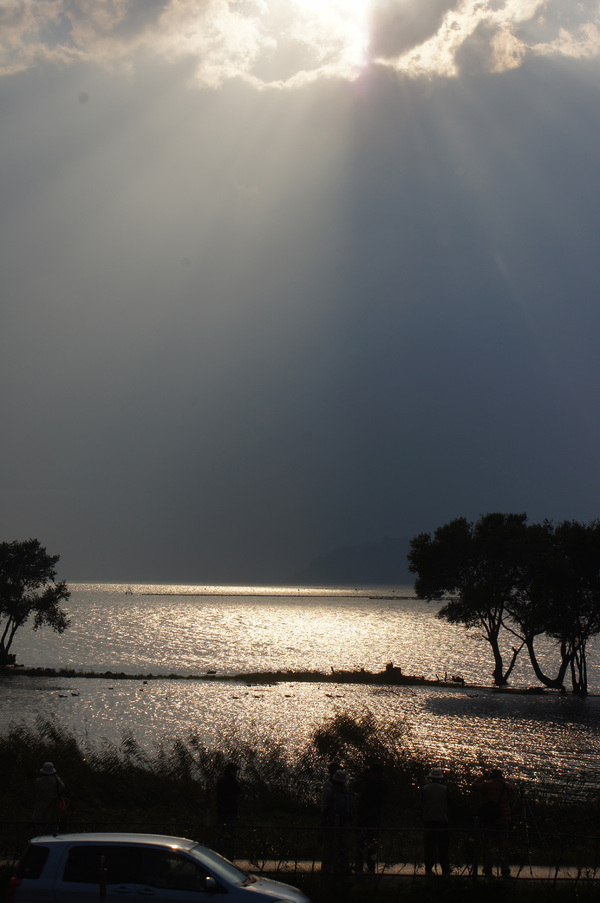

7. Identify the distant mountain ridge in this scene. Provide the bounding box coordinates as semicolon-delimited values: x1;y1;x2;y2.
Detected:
295;537;413;586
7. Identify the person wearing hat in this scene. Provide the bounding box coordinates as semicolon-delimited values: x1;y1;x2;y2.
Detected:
33;762;65;835
422;766;450;876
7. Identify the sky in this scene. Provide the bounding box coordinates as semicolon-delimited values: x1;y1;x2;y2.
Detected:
1;0;600;584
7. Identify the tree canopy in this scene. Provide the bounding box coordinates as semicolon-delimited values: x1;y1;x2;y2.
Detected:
0;539;70;666
408;514;600;695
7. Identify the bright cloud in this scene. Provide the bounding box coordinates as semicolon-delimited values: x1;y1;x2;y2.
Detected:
0;0;599;85
377;0;546;77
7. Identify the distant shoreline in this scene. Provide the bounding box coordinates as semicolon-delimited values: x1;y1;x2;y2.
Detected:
138;592;411;600
0;664;560;694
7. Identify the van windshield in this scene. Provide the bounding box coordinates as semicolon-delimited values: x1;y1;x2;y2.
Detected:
189;845;248;886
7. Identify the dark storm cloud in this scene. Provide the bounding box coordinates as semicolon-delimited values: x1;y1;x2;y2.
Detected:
1;7;600;581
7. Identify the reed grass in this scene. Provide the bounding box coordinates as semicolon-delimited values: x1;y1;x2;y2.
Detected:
0;711;597;838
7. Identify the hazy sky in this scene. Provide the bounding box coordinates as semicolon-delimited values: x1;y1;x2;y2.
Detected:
2;0;600;583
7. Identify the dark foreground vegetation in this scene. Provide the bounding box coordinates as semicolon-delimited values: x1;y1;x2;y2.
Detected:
1;712;600;901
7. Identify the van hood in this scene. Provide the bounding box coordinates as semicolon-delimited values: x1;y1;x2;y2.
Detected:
245;875;310;902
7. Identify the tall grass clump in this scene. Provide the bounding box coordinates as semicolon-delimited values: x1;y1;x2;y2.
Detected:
1;710;598;844
0;710;438;822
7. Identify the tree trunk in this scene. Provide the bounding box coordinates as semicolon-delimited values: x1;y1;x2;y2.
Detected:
0;618;18;666
489;636;523;686
570;641;588;696
503;642;524;683
490;639;507;686
525;636;570;691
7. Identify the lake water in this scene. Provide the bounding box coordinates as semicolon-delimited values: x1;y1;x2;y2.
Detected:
2;583;599;792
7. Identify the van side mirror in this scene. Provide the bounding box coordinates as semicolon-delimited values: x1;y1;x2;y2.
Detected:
204;875;218;892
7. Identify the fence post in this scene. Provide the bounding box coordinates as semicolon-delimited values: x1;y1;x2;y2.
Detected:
472;818;479;880
203;786;211;846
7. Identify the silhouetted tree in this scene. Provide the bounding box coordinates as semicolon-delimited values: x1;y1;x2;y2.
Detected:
408;514;527;686
502;520;572;691
410;515;600;694
544;521;600;696
0;539;70;666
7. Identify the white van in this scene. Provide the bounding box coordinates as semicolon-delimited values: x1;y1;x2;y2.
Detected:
9;833;311;902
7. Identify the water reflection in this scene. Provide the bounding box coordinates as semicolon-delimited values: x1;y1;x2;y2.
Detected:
3;584;599;791
15;584;591;691
1;675;599;793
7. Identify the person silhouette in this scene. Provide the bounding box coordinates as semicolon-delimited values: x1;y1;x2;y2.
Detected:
216;763;243;860
471;768;515;878
422;766;450;876
355;762;385;874
321;768;353;876
33;762;65;835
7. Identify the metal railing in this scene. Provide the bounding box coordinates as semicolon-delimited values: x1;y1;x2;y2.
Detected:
2;820;600;885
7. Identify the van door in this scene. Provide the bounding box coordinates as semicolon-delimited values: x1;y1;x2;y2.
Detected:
136;848;223;901
56;844;138;901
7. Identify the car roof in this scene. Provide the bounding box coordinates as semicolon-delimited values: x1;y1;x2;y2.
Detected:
29;833;200;852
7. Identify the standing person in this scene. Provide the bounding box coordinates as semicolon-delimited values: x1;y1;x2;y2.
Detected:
215;762;243;860
355;762;385;874
33;762;65;835
471;768;515;878
422;767;450;877
320;761;342;817
321;768;353;876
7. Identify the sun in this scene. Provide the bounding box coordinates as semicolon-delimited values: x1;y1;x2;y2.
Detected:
287;0;371;73
169;0;374;88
